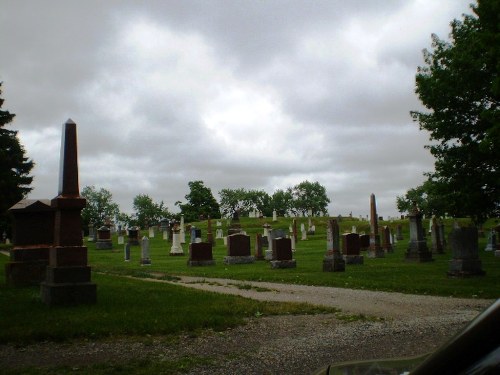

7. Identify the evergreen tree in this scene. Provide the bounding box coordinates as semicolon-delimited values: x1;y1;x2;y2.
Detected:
0;83;34;237
176;181;220;222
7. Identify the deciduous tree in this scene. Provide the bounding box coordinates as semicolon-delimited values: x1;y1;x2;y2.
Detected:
132;194;171;229
409;0;499;223
176;180;220;222
81;186;120;230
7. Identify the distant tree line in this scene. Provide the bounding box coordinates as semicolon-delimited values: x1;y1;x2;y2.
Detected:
80;179;331;229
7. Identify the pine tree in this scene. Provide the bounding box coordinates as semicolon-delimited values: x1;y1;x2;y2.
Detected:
0;82;34;237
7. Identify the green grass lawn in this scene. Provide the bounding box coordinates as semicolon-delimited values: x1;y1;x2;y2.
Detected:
1;216;498;373
89;216;500;299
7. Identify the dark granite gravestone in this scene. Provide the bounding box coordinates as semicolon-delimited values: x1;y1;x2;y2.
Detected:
368;193;384;258
224;233;254;264
228;210;242;235
342;233;363;264
95;226;112;249
128;227;140;245
405;202;433;262
254;233;265;260
40;119;96;305
124;242;131;261
381;226;393;253
5;199;54;286
323;219;345;272
271;237;296;269
431;216;444;254
359;234;370;251
448;227;485;277
188;242;215;266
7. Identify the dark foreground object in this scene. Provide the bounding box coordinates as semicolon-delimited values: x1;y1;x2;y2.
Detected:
313;299;500;375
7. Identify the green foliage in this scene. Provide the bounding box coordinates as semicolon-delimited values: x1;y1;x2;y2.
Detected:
410;0;500;223
132;194;171;228
0;82;34;237
218;188;249;217
271;189;294;216
81;186;120;230
290;180;330;216
176;180;220;222
218;181;330;218
396;180;448;216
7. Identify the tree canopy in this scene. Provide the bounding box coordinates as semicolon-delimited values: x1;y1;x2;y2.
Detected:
0;83;34;237
81;186;120;230
405;0;499;223
290;180;330;216
176;180;220;222
132;194;171;228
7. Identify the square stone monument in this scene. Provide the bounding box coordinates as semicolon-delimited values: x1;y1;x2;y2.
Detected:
224;233;254;264
448;226;485;276
342;233;364;264
5;199;54;286
188;242;215;266
323;219;345;272
270;237;296;269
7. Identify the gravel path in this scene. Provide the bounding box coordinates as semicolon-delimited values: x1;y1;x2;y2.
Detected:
0;276;494;374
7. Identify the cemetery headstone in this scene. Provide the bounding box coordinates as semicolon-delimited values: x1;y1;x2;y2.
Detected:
40;119;96;305
188;242;215;266
485;229;496;251
368;194;384;258
405;202;433;262
5;199;54;286
206;216;215;245
359;234;370;251
128;227;140;246
228;210;242;235
254;233;265;260
224;233;254;264
140;236;151;265
272;210;277;222
170;225;184;256
96;226;112;250
148;227;155;238
342;233;364;264
431;216;444;254
124;242;131;261
307;224;316;235
323;219;345;272
381;226;393;253
396;224;404;241
271;237;296;269
448;226;485;276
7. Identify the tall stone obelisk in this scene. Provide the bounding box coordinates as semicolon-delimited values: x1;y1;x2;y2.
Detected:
40;119;97;305
368;193;385;258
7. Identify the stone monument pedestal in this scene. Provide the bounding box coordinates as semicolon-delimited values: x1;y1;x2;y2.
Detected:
343;254;364;265
270;259;296;269
405;240;434;262
322;255;345;271
223;255;255;264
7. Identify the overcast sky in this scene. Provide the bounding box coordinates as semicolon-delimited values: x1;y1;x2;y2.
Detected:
1;0;473;219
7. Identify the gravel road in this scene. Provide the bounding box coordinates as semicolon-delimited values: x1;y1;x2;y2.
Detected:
0;276;494;374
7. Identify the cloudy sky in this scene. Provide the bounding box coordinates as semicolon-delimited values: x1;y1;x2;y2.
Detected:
1;0;473;218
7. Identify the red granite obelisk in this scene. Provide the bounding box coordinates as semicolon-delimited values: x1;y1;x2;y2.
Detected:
368;193;385;258
40;119;97;305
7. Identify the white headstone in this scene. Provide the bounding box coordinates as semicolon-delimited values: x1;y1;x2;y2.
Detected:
272;210;277;222
170;231;184;255
149;227;155;238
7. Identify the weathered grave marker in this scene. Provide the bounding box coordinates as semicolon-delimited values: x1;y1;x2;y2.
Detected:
405;202;433;262
448;226;485;276
323;219;345;272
